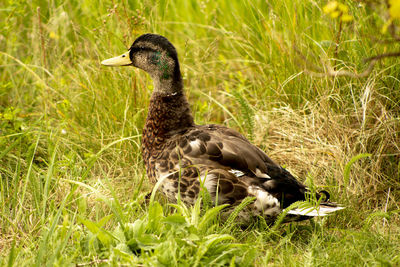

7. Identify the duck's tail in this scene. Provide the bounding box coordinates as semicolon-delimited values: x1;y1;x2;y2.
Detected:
283;190;344;222
287;203;345;217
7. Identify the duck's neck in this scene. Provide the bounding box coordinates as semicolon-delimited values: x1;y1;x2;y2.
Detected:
142;78;194;156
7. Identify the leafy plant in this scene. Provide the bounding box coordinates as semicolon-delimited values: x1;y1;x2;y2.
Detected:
77;197;252;266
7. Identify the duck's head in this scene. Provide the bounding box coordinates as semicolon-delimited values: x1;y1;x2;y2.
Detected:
102;33;182;93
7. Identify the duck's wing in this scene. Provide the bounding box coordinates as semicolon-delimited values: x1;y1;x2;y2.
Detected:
164;124;307;208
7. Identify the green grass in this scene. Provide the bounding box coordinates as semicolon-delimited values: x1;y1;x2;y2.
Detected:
1;0;400;265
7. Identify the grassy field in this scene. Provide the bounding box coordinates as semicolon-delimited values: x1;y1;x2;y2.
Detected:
1;0;400;265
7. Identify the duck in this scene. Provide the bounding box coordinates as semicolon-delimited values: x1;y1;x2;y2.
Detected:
101;33;343;224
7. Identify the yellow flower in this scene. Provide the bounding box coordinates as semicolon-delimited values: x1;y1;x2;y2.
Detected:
389;0;400;19
341;14;353;22
323;1;338;14
49;31;59;40
337;3;349;13
330;11;341;19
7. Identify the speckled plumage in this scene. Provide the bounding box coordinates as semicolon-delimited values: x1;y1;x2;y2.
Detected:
103;33;343;224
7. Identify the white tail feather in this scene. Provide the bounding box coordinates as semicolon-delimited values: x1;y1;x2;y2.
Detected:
287;205;345;217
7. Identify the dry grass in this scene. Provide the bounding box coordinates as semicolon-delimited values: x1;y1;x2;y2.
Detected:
253;78;400;213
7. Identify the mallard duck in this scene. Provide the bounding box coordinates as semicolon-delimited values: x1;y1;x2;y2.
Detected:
102;33;343;223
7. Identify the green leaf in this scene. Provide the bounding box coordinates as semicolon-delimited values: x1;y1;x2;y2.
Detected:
98;214;113;227
343;153;372;187
169;202;190;220
127;234;159;251
80;216;116;246
7;241;17;267
229;256;236;267
190;196;202;226
0;136;22;161
198;204;229;232
126;219;146;238
163;214;187;226
113;244;135;261
195;234;235;266
224;197;255;228
148;201;163;231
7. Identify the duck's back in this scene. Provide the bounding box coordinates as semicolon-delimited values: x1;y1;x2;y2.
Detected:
146;123;308;220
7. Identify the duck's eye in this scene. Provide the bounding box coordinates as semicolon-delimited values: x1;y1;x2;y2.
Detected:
122;54;126;57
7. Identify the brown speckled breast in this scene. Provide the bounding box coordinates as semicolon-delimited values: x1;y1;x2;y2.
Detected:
141;91;194;184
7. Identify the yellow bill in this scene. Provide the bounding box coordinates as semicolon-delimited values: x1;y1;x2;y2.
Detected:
101;51;132;66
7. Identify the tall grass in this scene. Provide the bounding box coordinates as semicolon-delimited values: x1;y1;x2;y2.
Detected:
1;0;400;265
